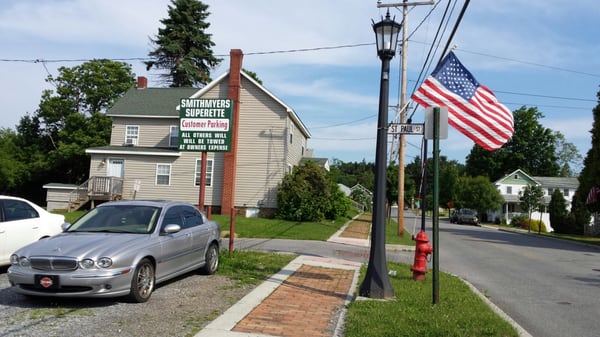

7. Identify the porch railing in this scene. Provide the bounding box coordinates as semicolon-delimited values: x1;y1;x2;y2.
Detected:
68;176;123;211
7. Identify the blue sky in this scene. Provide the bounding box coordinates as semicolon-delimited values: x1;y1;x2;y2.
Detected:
1;0;598;170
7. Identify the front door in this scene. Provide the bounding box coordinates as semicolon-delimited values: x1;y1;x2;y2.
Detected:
107;159;124;194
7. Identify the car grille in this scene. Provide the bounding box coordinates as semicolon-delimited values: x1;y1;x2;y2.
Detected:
30;257;78;271
19;284;93;293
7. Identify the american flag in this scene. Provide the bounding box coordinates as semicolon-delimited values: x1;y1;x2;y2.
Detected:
411;52;514;151
586;185;600;205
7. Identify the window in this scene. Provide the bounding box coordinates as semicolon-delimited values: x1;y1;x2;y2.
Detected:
161;206;183;230
125;125;139;145
169;126;178;147
289;123;294;144
563;188;569;196
182;205;203;229
156;164;171;185
195;159;213;186
548;188;553;195
506;186;512;194
3;199;39;221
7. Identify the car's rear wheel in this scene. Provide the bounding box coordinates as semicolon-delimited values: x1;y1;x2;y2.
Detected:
200;243;219;275
129;258;155;303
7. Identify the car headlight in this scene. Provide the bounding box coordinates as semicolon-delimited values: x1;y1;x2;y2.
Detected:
80;259;95;269
10;254;20;265
16;256;31;267
97;257;113;268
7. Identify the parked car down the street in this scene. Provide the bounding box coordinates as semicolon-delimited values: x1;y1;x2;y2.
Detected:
7;200;221;303
0;195;65;266
450;208;479;225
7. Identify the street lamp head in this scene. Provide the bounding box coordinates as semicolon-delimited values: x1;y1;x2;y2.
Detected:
372;10;402;60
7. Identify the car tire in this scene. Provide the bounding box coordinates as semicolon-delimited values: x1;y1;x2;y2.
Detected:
200;243;219;275
128;258;155;303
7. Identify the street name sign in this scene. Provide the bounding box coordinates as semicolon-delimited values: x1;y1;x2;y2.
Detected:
388;123;424;135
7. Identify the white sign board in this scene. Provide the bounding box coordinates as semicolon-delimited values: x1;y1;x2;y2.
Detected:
388;123;424;135
424;106;449;140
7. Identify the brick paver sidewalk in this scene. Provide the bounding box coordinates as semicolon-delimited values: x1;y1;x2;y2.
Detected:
233;265;355;337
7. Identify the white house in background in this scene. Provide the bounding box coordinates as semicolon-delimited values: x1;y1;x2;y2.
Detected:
489;169;579;231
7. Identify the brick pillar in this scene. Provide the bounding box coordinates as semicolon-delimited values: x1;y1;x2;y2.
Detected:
221;49;243;216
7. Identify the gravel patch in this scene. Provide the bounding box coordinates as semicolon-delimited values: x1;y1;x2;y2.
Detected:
0;267;255;337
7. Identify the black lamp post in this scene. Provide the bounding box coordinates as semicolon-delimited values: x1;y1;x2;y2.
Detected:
359;10;402;299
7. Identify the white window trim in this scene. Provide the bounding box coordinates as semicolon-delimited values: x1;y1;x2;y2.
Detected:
156;163;171;186
125;125;140;145
169;125;178;147
195;159;214;186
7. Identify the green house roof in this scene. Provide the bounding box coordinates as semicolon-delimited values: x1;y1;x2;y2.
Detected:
107;87;198;117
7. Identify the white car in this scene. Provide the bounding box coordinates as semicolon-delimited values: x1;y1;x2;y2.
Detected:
0;195;65;266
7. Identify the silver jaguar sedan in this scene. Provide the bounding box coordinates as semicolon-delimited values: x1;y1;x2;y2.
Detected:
7;200;221;303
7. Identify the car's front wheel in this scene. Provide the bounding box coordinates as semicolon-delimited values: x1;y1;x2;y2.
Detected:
128;258;155;303
200;243;219;275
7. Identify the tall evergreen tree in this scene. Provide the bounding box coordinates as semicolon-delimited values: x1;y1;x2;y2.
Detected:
146;0;221;87
548;188;569;233
571;88;600;230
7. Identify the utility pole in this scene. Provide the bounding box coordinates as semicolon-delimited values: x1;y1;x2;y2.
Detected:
378;0;434;236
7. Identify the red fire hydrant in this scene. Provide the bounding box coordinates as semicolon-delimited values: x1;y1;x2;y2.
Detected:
410;230;433;281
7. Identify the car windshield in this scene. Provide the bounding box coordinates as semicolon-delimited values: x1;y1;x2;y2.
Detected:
66;205;160;234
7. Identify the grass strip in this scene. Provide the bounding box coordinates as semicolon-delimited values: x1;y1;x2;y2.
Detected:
345;261;518;337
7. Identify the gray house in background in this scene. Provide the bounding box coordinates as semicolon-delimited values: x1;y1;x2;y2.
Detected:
45;50;313;216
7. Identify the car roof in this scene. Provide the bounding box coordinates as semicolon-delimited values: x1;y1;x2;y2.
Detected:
0;195;29;201
97;200;195;208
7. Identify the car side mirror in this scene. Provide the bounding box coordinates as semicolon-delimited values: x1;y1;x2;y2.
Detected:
162;224;181;235
61;222;71;231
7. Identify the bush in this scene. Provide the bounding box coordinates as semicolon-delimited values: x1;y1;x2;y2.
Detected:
276;161;351;222
510;215;547;232
494;216;507;225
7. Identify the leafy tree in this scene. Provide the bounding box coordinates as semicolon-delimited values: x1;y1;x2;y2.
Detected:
386;161;398;211
465;106;560;181
276;161;349;221
330;159;375;191
13;60;135;203
146;0;221;87
0;128;27;193
519;185;544;233
554;131;582;177
243;69;263;85
350;188;372;212
453;176;503;221
405;155;463;212
549;188;569;233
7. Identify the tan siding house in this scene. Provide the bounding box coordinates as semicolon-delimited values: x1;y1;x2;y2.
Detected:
66;50;314;215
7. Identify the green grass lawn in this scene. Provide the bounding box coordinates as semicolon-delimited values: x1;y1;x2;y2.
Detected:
345;261;519;337
211;214;348;241
219;250;297;286
386;218;418;246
